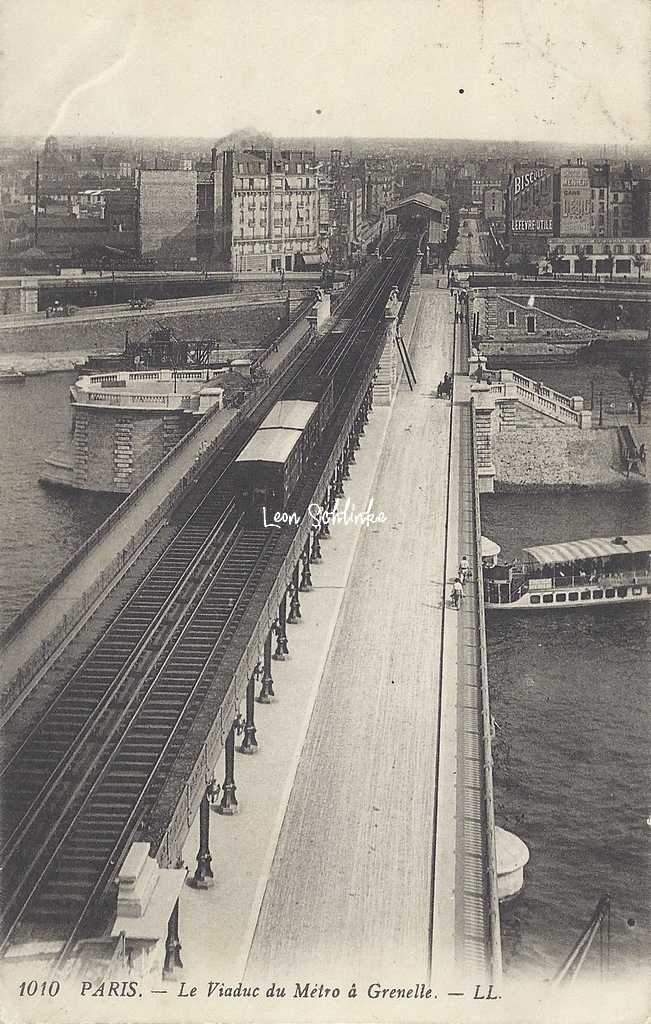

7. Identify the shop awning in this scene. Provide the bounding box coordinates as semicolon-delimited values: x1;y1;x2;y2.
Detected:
523;535;651;565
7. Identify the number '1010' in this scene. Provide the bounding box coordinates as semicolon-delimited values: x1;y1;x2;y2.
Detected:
19;981;61;997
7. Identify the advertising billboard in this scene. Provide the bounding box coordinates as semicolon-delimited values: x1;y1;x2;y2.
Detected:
508;166;554;239
559;165;592;235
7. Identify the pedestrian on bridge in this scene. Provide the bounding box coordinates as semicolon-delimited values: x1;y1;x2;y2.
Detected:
458;555;470;583
451;578;464;609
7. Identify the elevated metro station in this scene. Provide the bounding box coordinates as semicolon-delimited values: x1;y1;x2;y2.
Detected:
387;193;449;270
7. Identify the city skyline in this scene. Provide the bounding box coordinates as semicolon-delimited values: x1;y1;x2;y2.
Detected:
1;0;650;146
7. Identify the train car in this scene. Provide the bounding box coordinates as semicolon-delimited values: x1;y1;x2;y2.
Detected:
282;376;334;445
235;400;319;525
235;377;334;526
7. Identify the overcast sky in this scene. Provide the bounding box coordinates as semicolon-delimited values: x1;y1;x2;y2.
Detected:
1;0;649;145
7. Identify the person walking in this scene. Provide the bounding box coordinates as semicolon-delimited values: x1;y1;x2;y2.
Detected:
451;577;464;609
458;555;470;583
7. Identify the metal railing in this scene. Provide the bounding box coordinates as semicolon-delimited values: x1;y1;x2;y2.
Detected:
469;399;503;983
552;894;611;986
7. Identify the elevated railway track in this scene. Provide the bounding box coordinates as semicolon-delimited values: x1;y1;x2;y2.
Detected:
0;237;418;962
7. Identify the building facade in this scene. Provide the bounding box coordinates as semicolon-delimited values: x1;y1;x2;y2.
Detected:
546;236;651;278
632;179;651;236
136;169;197;259
222;149;320;272
483;186;505;223
608;171;633;238
557;161;592;236
506;164;555;255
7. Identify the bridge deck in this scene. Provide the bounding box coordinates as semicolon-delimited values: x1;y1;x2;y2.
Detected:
175;274;498;994
239;278;452;984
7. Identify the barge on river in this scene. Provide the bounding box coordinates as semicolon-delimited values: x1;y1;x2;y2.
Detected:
484;534;651;610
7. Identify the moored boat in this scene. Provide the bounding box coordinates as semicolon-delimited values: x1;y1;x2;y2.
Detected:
484;534;651;610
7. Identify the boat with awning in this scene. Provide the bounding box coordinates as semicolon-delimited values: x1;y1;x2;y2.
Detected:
483;534;651;610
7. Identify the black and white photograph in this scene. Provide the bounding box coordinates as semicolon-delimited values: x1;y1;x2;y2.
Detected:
0;1;649;1022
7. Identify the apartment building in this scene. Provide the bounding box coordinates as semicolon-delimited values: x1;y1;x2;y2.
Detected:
222;149;320;272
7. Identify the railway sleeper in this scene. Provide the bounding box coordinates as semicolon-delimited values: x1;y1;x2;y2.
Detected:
113;615;154;625
111;757;156;770
42;879;94;896
173;646;213;658
120;732;169;747
112;627;153;640
54;697;103;711
60;827;117;845
134;714;184;728
78;810;135;827
81;670;125;681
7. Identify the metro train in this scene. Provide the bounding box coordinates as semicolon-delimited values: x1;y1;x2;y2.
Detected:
235;377;334;526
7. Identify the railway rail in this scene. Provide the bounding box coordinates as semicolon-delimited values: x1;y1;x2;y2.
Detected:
0;236;418;959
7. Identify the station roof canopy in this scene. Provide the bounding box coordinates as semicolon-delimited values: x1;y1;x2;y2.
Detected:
386;193;447;217
523;534;651;565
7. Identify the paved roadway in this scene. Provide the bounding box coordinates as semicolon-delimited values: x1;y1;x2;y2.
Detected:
239;275;454;985
0;291;290;332
450;216;489;272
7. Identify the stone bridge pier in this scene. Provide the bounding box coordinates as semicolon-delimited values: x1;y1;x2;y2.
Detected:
372;290;401;405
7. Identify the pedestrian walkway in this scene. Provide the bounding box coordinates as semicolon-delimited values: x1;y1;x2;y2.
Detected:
178;275;454;989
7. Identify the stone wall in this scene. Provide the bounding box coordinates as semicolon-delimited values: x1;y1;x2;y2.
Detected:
492;294;596;340
493;425;641;489
0;282;23;315
0;301;287;356
72;406;194;492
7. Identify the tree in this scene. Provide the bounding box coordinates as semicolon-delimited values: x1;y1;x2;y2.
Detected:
518;247;536;278
632;253;644;282
603;245;614;281
549;249;565;278
494;247;507;272
576;248;591;281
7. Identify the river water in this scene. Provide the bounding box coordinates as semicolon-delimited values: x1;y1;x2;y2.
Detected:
0;360;649;989
481;488;650;986
0;372;119;629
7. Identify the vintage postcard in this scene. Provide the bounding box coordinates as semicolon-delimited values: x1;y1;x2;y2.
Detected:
0;1;649;1023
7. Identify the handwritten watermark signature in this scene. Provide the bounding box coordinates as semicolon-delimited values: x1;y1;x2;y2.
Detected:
262;497;387;530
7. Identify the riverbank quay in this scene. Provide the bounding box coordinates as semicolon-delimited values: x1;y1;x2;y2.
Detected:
482;364;650;490
493;425;650;490
0;295;291;366
0;352;95;374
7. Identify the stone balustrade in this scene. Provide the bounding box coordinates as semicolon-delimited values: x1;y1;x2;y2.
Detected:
488;369;591;428
72;368;225;412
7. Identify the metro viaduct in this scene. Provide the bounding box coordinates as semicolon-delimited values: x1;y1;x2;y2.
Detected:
0;247;501;988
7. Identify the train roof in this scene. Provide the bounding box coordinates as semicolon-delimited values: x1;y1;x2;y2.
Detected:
259;400;318;431
236;427;302;466
523;534;651;565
